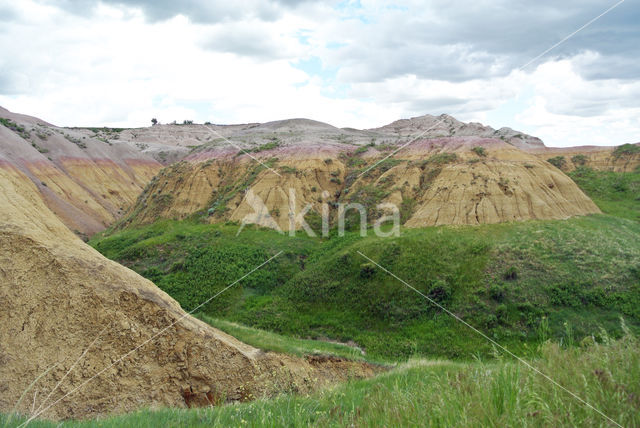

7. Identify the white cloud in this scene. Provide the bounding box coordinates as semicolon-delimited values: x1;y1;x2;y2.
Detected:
0;0;638;146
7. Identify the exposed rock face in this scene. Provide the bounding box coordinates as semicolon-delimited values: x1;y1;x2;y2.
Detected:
120;128;600;231
0;106;162;235
0;164;381;421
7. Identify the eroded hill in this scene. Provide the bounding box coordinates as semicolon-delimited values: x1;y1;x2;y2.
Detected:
117;116;601;231
0;107;161;235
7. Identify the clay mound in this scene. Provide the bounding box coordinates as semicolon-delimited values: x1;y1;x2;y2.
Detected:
0;165;381;421
0;106;162;235
120;133;600;231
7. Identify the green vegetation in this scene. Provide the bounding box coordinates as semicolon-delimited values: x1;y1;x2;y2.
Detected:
5;329;639;427
471;146;487;157
279;165;299;175
612;143;640;158
425;152;458;165
195;315;367;361
62;133;87;149
31;142;49;154
569;167;640;221
0;117;31;139
207;159;277;217
91;213;640;360
571;154;588;166
547;156;566;169
247;138;281;153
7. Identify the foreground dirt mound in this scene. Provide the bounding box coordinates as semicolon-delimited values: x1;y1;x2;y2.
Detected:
0;165;381;421
0;106;161;235
120;130;600;230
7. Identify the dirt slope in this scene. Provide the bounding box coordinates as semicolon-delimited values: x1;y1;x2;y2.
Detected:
0;164;381;421
119;117;600;230
0;106;161;235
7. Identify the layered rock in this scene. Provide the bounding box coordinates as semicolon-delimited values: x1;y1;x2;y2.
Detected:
0;106;162;235
120;125;600;230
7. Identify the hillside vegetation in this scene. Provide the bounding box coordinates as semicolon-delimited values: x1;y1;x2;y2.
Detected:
90;168;640;360
568;166;640;221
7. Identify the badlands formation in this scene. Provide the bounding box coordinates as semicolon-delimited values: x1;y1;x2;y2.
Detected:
0;107;161;236
119;115;612;231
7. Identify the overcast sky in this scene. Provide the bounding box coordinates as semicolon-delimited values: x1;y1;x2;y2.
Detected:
0;0;638;146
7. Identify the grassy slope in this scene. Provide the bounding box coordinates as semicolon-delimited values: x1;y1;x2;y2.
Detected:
5;330;639;427
90;205;640;360
568;166;640;221
194;314;369;362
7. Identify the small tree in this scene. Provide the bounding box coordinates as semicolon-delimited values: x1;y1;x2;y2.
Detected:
151;118;158;126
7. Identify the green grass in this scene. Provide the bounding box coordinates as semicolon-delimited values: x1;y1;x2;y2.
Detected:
90;213;640;360
568;167;640;221
4;328;639;427
196;315;370;361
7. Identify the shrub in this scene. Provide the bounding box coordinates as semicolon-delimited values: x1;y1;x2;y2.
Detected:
489;284;506;302
428;152;458;165
360;262;376;278
280;166;299;174
571;154;588;166
503;266;518;281
612;143;640;158
471;146;487;157
427;280;452;302
547;156;566;169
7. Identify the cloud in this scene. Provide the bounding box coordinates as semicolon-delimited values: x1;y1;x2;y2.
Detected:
0;0;637;147
45;0;324;23
319;0;640;82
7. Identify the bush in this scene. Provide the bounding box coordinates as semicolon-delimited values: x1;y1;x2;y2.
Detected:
360;262;376;278
428;281;452;302
571;154;588;166
428;152;458;165
547;156;566;169
612;143;640;158
503;266;518;281
471;146;487;157
489;284;506;302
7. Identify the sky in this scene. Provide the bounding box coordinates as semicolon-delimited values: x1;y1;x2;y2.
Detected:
0;0;638;147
